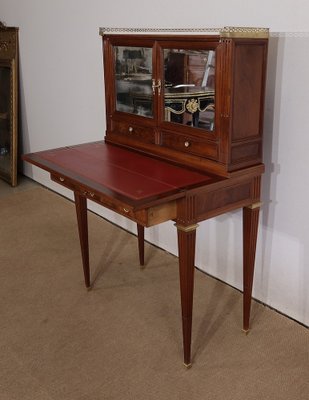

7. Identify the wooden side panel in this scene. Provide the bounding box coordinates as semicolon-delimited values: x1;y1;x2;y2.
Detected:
196;181;252;221
231;141;261;164
194;171;262;222
232;42;266;141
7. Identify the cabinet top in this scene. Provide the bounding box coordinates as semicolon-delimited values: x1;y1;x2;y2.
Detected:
99;26;269;39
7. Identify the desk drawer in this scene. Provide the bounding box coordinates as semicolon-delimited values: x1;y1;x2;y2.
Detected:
161;131;218;160
93;197;177;227
51;174;77;190
111;120;155;144
51;173;176;227
108;200;177;227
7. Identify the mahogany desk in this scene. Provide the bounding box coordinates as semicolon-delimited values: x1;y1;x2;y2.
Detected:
23;140;263;367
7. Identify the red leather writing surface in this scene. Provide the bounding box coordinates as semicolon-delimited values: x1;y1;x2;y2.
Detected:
26;141;214;201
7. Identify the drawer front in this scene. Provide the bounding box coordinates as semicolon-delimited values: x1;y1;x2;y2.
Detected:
103;201;176;227
51;173;176;227
161;131;218;160
111;120;155;144
112;202;144;222
51;174;76;190
51;173;149;224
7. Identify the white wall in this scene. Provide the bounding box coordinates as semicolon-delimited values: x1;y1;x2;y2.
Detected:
1;0;309;326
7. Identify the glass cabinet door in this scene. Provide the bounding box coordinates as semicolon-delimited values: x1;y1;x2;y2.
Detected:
109;40;217;134
162;48;215;131
114;45;154;118
0;27;18;187
0;61;17;186
0;65;14;183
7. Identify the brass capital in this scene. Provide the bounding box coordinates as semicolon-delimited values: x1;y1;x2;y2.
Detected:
174;223;199;233
246;202;263;210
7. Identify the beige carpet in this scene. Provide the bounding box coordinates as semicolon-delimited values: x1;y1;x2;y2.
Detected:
0;184;308;400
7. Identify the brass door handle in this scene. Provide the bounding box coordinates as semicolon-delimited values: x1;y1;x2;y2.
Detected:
152;79;161;95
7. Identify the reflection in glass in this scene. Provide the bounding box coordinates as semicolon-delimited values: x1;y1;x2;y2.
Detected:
114;46;153;117
0;66;11;177
164;49;215;131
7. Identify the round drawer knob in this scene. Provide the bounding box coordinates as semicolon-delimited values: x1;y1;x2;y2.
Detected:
184;141;191;148
128;126;134;133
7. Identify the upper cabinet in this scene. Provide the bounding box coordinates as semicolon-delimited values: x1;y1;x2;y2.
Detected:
101;28;269;176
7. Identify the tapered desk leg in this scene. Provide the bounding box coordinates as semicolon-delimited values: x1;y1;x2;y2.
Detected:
137;224;145;266
176;223;198;368
74;192;91;288
243;203;261;332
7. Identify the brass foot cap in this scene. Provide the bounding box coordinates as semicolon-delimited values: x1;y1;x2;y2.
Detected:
242;328;250;335
183;362;192;369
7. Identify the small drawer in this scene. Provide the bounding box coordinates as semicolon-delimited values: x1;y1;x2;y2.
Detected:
113;202;136;220
51;172;177;227
111;120;155;144
110;201;177;227
51;175;102;204
81;189;101;203
161;132;218;160
51;174;76;190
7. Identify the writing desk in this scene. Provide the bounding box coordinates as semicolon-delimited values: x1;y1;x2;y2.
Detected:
23;140;263;367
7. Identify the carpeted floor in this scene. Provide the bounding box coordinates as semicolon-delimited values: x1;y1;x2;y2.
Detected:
0;180;308;400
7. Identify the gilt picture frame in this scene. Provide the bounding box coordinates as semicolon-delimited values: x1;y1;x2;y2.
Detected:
0;26;18;186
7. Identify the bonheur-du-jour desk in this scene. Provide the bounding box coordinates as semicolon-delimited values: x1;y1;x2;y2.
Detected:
23;27;269;367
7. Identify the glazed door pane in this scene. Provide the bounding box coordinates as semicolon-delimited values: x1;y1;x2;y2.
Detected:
163;48;215;131
114;46;153;117
0;66;11;178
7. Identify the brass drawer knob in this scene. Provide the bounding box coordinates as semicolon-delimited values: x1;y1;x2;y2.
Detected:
184;141;191;148
123;208;130;213
82;190;95;197
128;126;134;133
59;177;65;182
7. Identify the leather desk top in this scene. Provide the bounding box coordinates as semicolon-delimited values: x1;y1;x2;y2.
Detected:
23;141;219;206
